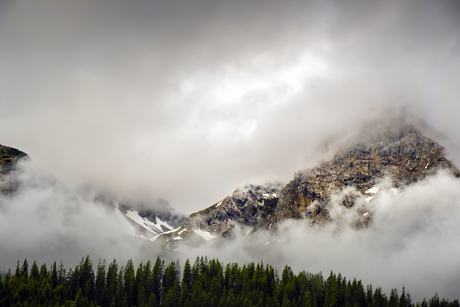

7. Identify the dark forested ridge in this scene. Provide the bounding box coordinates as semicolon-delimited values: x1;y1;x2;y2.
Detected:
0;256;457;307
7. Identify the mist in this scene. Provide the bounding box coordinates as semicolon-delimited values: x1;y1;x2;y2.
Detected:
1;153;460;301
1;0;460;302
1;0;460;213
0;161;164;271
177;171;460;301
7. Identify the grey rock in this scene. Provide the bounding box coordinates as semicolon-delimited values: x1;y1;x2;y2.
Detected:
0;144;29;196
173;122;459;244
271;123;460;226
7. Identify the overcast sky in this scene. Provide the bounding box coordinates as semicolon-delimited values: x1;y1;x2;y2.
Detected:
1;0;460;214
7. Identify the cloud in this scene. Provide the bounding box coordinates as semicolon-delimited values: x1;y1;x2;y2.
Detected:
1;157;460;301
0;0;459;213
0;161;163;270
1;0;460;301
176;171;460;301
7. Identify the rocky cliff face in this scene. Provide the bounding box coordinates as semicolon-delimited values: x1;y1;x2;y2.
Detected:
185;182;283;234
91;191;186;239
166;123;460;245
0;144;29;196
156;182;283;248
270;124;460;226
0;144;185;240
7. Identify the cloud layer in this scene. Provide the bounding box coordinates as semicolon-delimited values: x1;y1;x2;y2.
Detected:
179;171;460;301
3;162;459;301
1;1;460;301
1;0;460;213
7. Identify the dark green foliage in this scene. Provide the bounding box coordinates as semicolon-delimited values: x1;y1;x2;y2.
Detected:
0;257;457;307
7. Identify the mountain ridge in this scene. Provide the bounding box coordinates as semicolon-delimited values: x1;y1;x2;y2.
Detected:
2;121;459;248
160;122;460;247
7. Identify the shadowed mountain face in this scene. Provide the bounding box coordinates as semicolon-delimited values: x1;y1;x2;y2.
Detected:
167;123;460;244
0;144;29;195
183;182;284;235
0;144;185;240
89;191;186;239
2;121;459;247
271;124;460;226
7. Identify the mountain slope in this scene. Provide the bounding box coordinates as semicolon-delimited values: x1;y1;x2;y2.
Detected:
271;123;460;226
92;192;186;240
170;123;460;244
0;144;185;240
0;144;29;195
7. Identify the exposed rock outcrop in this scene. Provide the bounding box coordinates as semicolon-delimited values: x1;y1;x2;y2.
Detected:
0;144;29;196
184;182;283;235
270;123;460;226
169;122;460;245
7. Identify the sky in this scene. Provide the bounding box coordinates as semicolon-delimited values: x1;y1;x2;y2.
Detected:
1;0;460;214
1;0;460;301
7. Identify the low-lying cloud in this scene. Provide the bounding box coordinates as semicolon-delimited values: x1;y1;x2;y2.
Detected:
1;0;459;213
1;0;460;302
0;161;163;270
1;162;460;301
178;171;460;301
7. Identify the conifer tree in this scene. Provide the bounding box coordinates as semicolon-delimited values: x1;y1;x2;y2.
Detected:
30;261;40;280
51;261;58;289
96;259;107;303
20;259;29;282
147;293;158;307
152;257;164;306
57;260;66;286
389;289;399;307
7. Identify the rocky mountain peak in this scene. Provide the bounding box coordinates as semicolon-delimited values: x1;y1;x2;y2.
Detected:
164;123;459;246
271;123;460;225
0;144;29;195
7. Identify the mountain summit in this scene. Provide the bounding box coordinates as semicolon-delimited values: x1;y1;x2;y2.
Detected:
0;144;29;195
161;122;460;246
270;123;459;226
2;121;459;248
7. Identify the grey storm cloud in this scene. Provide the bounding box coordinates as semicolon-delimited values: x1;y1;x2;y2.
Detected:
2;162;459;301
0;0;460;301
1;0;460;213
177;171;460;301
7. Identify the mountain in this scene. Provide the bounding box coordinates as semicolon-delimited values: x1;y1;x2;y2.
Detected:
0;144;29;196
0;144;185;240
161;122;460;246
270;123;460;226
89;191;186;240
3;120;459;248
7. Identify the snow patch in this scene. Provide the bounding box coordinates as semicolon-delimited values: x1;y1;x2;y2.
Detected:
243;227;254;239
263;193;269;197
125;210;157;234
148;227;181;242
178;228;187;235
161;227;181;235
272;193;277;197
425;162;430;169
216;201;223;207
363;212;369;217
193;229;217;241
123;209;177;236
154;216;175;231
365;196;374;203
149;235;160;242
365;187;380;194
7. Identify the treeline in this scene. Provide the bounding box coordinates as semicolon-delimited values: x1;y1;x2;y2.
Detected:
0;256;457;307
